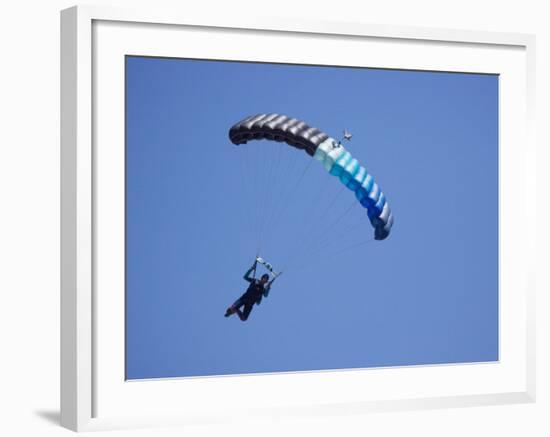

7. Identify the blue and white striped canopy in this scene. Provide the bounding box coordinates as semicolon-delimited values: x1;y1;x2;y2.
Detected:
229;113;393;240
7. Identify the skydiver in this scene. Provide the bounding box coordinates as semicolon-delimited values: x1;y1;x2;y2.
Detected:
224;259;275;321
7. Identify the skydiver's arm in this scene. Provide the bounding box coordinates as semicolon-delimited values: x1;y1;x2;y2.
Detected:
243;261;257;283
263;277;276;297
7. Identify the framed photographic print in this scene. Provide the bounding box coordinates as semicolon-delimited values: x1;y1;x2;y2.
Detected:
61;5;536;432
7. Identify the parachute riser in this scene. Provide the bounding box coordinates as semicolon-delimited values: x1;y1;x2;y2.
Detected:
256;256;281;279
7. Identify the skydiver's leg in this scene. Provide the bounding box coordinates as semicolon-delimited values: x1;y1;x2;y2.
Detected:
238;302;254;321
225;297;244;317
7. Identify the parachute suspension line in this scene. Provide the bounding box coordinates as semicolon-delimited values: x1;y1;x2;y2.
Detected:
256;145;296;254
246;142;262;254
257;143;269;251
317;184;347;224
239;144;256;247
260;147;306;252
280;166;334;266
238;140;373;273
283;197;358;271
280;183;345;272
263;142;288;252
299;207;373;265
285;238;376;274
265;156;315;253
235;143;255;253
327;238;376;257
302;199;359;254
243;144;256;253
257;141;283;253
255;143;269;250
280;183;347;271
274;156;316;255
298;219;363;264
259;144;274;250
252;258;257;279
285;178;336;265
255;142;268;250
315;213;370;250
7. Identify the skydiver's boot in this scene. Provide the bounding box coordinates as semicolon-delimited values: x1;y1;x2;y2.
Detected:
224;307;234;318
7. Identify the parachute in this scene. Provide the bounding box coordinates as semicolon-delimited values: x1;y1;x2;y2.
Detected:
229;113;393;241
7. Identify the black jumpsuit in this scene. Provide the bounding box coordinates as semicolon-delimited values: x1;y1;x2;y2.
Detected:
231;266;270;321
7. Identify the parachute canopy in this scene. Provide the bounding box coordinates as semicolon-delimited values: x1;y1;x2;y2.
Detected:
229;113;393;241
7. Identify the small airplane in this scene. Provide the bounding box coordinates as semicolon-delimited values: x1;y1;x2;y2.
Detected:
337;129;353;146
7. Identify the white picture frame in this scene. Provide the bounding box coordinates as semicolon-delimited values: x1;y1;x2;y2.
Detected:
60;5;536;432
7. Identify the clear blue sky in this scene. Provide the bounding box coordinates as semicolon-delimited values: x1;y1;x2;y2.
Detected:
125;56;498;380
